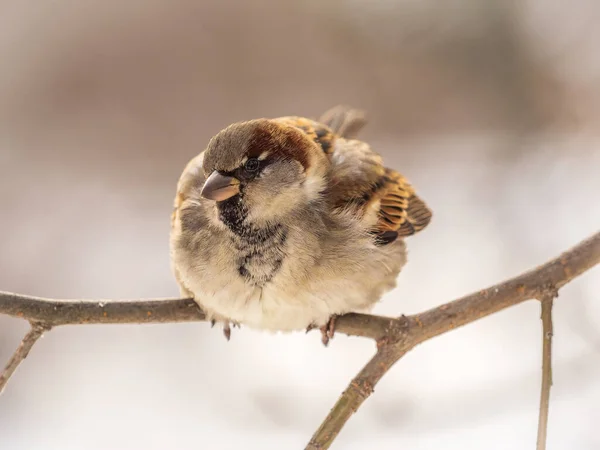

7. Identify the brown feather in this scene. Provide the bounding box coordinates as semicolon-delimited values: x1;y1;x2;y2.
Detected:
318;117;431;243
367;169;431;238
273;108;432;243
398;194;433;237
274;117;336;155
246;121;314;170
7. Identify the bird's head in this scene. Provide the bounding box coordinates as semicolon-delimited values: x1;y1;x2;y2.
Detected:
200;119;328;227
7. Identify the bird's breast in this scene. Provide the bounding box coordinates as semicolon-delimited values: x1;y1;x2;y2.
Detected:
231;222;288;287
174;212;407;332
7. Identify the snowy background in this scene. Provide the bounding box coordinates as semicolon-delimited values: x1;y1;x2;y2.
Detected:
1;1;599;449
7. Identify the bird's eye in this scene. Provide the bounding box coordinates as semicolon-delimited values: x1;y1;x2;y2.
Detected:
244;158;260;172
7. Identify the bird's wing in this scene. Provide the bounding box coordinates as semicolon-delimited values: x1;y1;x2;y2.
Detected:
328;139;432;243
314;106;431;243
275;107;431;243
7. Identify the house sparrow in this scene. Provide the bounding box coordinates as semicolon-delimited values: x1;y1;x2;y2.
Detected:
170;106;432;345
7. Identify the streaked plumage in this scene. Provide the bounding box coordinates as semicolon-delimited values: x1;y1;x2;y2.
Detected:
170;106;432;343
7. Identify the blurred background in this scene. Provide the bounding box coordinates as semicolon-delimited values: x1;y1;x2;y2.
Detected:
1;1;599;449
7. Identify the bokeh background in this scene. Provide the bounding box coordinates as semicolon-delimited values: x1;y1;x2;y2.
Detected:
1;1;599;449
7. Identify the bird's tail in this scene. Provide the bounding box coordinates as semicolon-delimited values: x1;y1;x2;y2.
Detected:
318;105;367;139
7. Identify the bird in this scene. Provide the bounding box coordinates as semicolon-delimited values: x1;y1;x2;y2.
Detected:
170;105;432;345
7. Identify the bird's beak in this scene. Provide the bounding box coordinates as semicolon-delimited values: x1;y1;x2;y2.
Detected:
201;171;240;201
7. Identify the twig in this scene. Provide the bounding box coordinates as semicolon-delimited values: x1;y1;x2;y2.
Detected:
536;294;555;450
0;230;599;447
0;321;51;394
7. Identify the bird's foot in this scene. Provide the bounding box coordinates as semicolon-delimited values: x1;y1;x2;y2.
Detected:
319;315;337;347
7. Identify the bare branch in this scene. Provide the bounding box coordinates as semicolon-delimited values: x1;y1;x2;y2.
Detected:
306;231;600;449
1;231;598;334
0;231;599;448
536;294;555;450
306;345;409;450
0;321;51;394
0;294;206;326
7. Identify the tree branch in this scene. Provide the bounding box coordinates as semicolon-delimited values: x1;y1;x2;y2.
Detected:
1;231;598;333
0;321;51;394
306;344;409;450
0;231;599;448
306;231;599;449
536;294;555;450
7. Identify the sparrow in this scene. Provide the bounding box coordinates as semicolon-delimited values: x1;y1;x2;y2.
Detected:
170;105;432;345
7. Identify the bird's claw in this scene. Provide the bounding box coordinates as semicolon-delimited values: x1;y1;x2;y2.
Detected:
319;315;337;347
223;323;231;341
221;321;241;341
208;318;239;341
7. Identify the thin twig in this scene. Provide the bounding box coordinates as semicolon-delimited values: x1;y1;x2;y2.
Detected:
536;294;555;450
0;231;598;447
0;321;51;394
